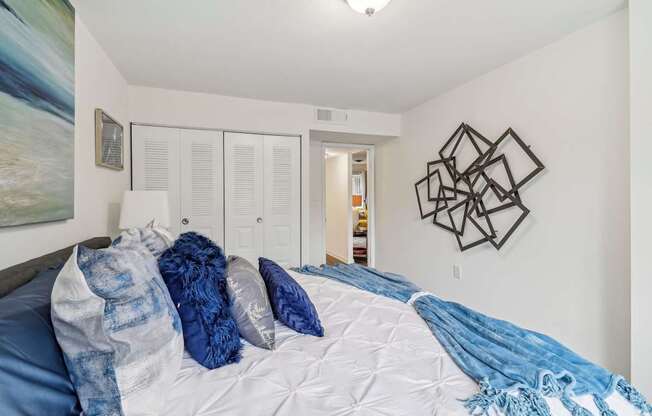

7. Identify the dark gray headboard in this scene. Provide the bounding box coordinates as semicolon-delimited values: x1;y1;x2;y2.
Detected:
0;237;112;298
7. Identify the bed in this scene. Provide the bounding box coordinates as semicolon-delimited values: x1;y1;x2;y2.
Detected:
162;270;637;416
0;239;641;416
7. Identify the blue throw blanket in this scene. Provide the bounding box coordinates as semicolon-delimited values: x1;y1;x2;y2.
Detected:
295;264;651;416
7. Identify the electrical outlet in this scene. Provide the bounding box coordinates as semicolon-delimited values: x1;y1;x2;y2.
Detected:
453;264;461;280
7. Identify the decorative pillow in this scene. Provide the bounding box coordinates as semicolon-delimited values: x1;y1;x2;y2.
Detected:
226;256;275;349
0;265;81;416
51;242;183;416
258;258;324;337
112;220;175;257
158;232;242;369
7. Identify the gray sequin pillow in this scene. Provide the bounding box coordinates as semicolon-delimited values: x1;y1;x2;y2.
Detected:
226;256;275;350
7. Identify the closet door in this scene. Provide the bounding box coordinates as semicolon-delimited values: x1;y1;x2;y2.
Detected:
224;132;264;265
263;136;301;267
132;125;181;235
179;129;224;246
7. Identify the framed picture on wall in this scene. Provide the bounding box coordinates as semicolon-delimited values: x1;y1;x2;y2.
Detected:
95;108;124;170
0;0;75;227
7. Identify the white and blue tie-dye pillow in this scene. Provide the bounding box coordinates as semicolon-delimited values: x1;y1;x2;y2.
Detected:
51;240;183;416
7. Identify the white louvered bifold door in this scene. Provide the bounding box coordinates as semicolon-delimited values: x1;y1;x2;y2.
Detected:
132;125;181;235
179;129;223;246
263;135;301;267
224;132;264;265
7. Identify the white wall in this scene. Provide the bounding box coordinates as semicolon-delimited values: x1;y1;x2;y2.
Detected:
0;12;130;270
629;0;652;395
376;11;630;376
128;87;401;139
309;139;326;264
325;154;351;262
128;86;400;266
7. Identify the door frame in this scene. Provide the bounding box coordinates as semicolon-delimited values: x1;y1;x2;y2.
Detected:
321;142;375;267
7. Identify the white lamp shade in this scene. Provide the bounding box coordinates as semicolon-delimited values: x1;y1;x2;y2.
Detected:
119;190;170;229
347;0;392;15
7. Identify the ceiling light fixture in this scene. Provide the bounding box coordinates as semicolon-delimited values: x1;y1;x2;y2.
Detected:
346;0;392;16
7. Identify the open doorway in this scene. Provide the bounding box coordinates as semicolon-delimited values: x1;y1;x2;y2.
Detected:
323;144;374;267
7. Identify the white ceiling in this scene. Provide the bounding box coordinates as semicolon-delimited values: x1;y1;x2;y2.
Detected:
75;0;625;113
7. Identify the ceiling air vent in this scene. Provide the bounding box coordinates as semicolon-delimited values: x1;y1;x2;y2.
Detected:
315;108;349;125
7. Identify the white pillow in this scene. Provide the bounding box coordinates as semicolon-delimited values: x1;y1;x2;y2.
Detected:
114;220;175;257
51;239;183;416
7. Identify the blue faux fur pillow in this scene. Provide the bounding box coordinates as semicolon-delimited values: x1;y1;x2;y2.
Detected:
259;258;324;337
158;232;241;369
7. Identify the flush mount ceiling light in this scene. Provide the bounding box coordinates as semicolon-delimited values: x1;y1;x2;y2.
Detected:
346;0;392;16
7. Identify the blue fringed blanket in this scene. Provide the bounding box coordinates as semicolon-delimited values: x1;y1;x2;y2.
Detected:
294;264;651;416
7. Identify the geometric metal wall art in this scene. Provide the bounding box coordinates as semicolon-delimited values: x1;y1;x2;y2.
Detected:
414;123;545;251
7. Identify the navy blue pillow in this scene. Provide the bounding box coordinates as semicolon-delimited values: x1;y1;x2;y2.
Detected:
0;266;81;416
158;232;242;369
258;258;324;337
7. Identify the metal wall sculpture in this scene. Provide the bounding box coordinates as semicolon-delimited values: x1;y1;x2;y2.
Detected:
414;123;544;251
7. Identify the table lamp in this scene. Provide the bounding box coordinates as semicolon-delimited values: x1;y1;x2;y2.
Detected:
119;190;170;229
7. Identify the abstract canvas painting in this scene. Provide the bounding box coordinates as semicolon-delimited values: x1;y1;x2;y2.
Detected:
0;0;75;227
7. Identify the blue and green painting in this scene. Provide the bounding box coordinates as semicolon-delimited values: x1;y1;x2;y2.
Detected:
0;0;75;227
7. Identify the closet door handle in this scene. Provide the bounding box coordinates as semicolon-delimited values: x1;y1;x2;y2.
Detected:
181;218;190;225
256;217;263;224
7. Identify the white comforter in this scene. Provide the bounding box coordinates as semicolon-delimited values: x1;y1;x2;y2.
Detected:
162;271;637;416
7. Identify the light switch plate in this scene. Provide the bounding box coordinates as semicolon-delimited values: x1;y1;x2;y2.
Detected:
453;264;461;280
